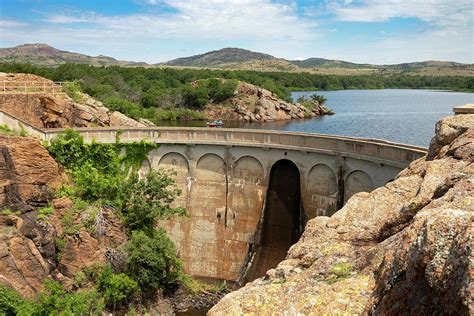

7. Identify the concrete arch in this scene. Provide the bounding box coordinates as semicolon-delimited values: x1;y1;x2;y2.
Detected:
247;159;302;281
344;170;375;202
307;164;337;196
233;156;264;185
196;153;226;181
158;152;189;177
304;164;338;218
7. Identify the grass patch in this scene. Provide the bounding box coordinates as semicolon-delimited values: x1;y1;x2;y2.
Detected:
0;209;20;216
36;206;54;222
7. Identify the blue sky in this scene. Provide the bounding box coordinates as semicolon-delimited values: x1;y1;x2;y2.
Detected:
0;0;472;64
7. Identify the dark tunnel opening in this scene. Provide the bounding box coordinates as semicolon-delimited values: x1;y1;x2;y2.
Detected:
245;159;302;281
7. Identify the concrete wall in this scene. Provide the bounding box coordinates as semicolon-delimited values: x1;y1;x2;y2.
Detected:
146;140;424;281
0;110;45;139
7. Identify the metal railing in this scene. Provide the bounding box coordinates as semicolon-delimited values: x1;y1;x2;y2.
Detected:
0;81;64;94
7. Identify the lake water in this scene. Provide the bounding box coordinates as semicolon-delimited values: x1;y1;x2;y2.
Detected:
159;89;473;147
287;89;474;147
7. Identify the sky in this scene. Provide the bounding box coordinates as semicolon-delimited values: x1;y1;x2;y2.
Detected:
0;0;472;64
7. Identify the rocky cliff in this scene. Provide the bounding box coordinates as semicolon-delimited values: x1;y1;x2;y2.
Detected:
0;135;126;297
0;73;154;128
210;114;473;315
204;82;333;122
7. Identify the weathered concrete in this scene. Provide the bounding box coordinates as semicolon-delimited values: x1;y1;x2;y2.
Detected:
0;110;427;282
453;104;474;115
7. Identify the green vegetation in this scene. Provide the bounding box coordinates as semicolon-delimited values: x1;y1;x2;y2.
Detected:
125;229;183;290
0;281;104;316
42;129;190;312
0;123;28;137
36;206;54;222
62;80;84;103
0;209;20;216
0;124;15;135
2;62;470;124
297;94;327;112
97;266;139;309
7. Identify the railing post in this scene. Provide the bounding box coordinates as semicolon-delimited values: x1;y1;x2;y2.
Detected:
24;82;26;93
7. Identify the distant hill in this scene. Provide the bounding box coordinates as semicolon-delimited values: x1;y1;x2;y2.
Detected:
0;43;148;67
163;47;473;76
162;47;276;67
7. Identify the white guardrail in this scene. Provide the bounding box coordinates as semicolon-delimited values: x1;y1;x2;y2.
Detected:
0;81;64;94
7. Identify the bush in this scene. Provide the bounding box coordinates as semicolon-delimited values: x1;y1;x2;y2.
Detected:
310;93;327;104
120;170;186;234
125;230;183;290
0;281;104;316
97;266;139;309
207;78;237;103
49;129;120;174
37;280;104;315
36;206;54;222
63;81;84;103
0;284;36;315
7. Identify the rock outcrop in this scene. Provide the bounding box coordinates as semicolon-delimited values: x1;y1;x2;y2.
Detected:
0;197;127;297
0;133;127;298
204;82;334;122
210;114;473;315
0;73;154;128
0;135;62;212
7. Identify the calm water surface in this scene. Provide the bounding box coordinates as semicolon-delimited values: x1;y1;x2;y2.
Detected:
159;89;473;147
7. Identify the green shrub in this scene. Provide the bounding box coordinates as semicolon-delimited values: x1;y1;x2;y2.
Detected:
61;209;82;235
37;280;104;315
120;170;186;234
0;281;104;316
18;123;28;137
63;81;84;103
207;78;237;103
74;271;87;288
125;229;183;290
55;237;66;261
0;209;19;215
0;284;37;315
0;124;15;135
310;93;327;104
36;206;54;222
97;266;139;309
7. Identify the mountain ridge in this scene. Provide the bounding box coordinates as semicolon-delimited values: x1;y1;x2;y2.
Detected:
0;43;148;67
0;43;472;76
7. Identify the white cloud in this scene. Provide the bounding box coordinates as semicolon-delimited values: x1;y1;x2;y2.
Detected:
328;0;472;24
42;0;316;41
323;0;473;64
0;19;28;27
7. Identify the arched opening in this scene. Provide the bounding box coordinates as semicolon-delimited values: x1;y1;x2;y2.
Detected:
246;159;302;281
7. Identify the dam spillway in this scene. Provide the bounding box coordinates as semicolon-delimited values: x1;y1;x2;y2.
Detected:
0;111;428;282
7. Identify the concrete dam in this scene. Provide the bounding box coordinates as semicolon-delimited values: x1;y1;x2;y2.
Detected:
1;110;427;283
